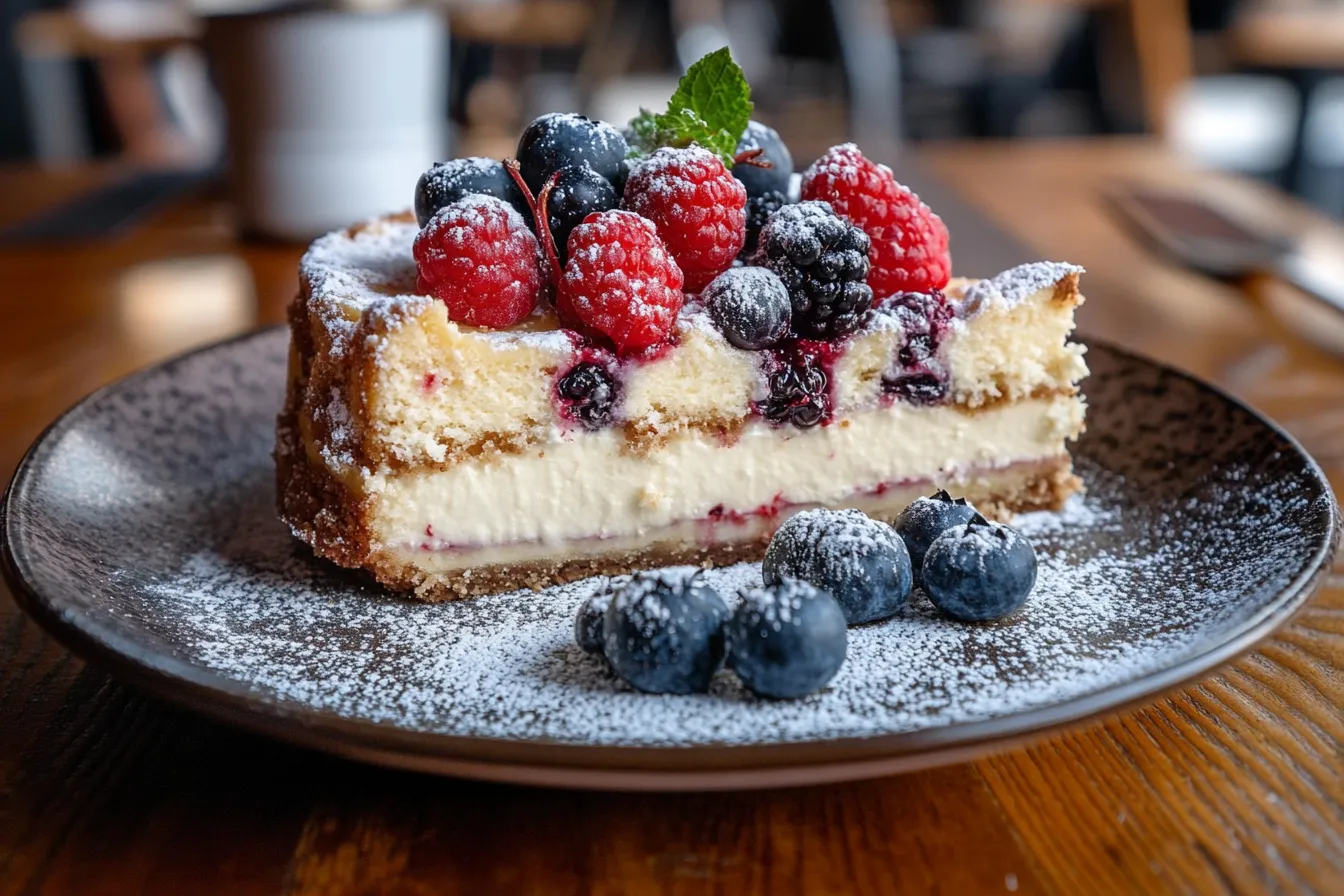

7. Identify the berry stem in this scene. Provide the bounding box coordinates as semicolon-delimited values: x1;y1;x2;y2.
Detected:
535;170;564;286
505;159;564;287
733;147;772;169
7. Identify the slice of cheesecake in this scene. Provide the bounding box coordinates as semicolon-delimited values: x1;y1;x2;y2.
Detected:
277;214;1087;600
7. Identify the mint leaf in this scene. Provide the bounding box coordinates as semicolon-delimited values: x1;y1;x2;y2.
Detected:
667;47;752;160
625;47;753;166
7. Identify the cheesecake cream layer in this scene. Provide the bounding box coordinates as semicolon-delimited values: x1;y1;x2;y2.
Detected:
368;393;1083;553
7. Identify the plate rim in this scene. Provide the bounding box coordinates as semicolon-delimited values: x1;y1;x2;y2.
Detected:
3;328;1339;789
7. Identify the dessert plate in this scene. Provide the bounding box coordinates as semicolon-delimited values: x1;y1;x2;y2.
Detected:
3;329;1338;790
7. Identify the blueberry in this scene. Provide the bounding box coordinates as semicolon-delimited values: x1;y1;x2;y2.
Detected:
727;580;848;699
893;489;979;586
734;121;793;199
517;113;629;196
414;158;529;227
574;589;613;654
556;361;620;430
703;267;791;350
546;165;619;263
922;514;1038;622
763;508;912;625
603;567;728;694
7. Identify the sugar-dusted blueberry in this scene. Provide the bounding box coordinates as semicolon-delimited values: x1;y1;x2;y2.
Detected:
516;112;629;196
603;567;729;694
727;579;848;699
893;489;979;586
703;267;791;350
547;165;619;264
763;508;912;625
922;514;1038;622
574;589;613;654
733;120;794;199
414;157;529;227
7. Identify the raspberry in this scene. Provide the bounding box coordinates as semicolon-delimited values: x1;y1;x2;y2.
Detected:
413;196;544;328
801;143;950;297
622;146;746;292
558;210;684;354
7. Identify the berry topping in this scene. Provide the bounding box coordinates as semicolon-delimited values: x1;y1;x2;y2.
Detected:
545;165;620;264
603;567;729;694
413;195;543;328
733;120;794;199
922;514;1038;622
742;190;787;257
759;200;874;340
558;210;684;354
622;145;747;292
763;508;913;625
757;357;829;428
893;489;979;586
556;360;620;430
801;143;951;296
574;588;614;654
727;580;848;699
414;157;530;227
880;290;954;405
516;113;629;196
703;267;791;350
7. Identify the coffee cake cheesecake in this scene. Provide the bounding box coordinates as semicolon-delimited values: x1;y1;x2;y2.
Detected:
277;213;1085;599
276;52;1086;599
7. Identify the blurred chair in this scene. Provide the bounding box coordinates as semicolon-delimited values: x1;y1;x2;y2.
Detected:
15;2;215;166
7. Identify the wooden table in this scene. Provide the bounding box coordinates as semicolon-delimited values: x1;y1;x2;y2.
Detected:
2;139;1341;894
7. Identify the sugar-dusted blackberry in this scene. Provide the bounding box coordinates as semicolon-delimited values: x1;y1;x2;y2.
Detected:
516;113;629;196
760;201;874;340
742;190;787;257
758;358;828;428
703;267;791;350
733;120;794;199
556;360;620;429
546;165;619;264
414;158;529;227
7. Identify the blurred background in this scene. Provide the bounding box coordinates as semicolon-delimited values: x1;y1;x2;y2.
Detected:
6;0;1344;226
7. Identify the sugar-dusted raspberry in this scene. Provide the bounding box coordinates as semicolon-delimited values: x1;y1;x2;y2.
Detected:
622;146;746;292
558;210;684;354
801;143;950;297
413;195;544;328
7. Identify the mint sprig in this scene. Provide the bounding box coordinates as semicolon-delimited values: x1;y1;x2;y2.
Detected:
627;47;753;167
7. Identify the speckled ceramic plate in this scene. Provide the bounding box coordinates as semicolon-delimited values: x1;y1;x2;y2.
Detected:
3;329;1338;790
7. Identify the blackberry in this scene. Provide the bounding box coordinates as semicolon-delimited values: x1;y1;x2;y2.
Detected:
516;113;629;196
760;201;873;340
742;190;787;257
759;359;828;429
556;361;619;429
414;157;530;227
733;120;794;199
546;165;619;264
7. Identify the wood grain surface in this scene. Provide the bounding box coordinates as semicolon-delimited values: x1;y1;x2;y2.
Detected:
1;139;1341;895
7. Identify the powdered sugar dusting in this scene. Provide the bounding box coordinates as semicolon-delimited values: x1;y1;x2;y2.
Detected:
12;332;1336;752
122;455;1324;747
958;261;1085;318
